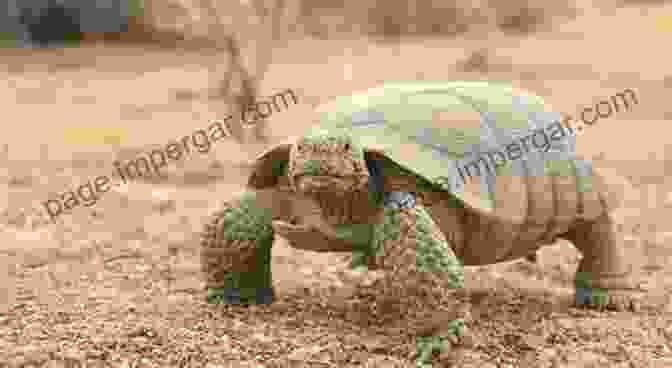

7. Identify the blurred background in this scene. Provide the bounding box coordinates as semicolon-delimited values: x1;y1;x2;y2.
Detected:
1;1;672;367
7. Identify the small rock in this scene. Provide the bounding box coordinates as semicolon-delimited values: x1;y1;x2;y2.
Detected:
153;199;176;214
363;355;407;367
287;346;321;361
564;350;608;367
602;335;621;355
539;348;558;360
362;336;388;353
555;318;575;330
521;333;546;350
664;295;672;313
653;358;672;367
648;232;672;247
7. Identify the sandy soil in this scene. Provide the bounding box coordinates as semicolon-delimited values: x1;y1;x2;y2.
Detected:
1;2;672;367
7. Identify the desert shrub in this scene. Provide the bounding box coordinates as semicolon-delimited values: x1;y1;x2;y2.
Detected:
486;0;578;34
294;0;579;39
295;0;480;39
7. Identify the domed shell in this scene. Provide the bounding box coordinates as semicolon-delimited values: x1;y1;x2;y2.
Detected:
249;80;599;222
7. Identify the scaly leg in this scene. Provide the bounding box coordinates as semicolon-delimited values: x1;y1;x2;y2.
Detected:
563;211;645;311
369;192;467;367
200;191;276;305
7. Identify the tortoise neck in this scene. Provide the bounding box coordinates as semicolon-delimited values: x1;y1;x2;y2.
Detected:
415;192;469;260
364;156;386;205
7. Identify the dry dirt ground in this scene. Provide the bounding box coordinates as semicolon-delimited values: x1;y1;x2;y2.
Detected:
2;2;672;368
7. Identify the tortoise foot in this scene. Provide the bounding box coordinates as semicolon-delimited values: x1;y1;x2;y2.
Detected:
206;287;275;305
574;287;642;312
574;271;647;312
200;192;276;306
415;319;467;368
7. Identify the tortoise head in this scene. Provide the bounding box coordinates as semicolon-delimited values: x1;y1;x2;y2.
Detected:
247;131;387;224
287;131;376;224
288;131;370;196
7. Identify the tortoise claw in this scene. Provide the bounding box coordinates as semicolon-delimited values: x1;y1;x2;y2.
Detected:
574;287;642;312
414;318;468;367
206;287;275;305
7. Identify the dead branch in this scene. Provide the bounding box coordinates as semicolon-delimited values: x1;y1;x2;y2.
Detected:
201;0;289;150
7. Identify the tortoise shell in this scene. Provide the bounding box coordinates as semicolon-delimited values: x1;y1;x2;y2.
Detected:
246;81;613;231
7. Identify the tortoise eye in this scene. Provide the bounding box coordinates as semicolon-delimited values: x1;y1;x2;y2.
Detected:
344;143;351;150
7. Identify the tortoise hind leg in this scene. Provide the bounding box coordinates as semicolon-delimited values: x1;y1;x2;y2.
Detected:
200;191;276;305
563;211;644;311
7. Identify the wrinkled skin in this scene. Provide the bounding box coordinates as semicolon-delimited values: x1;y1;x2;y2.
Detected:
200;132;646;367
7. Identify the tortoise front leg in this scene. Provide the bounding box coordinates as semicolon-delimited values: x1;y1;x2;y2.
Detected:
200;190;282;305
369;192;468;367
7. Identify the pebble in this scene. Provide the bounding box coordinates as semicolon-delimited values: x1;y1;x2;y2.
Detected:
564;350;608;367
648;232;672;247
664;191;672;207
555;318;575;330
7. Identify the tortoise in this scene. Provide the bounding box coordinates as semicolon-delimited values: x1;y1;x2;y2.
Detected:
199;80;646;363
